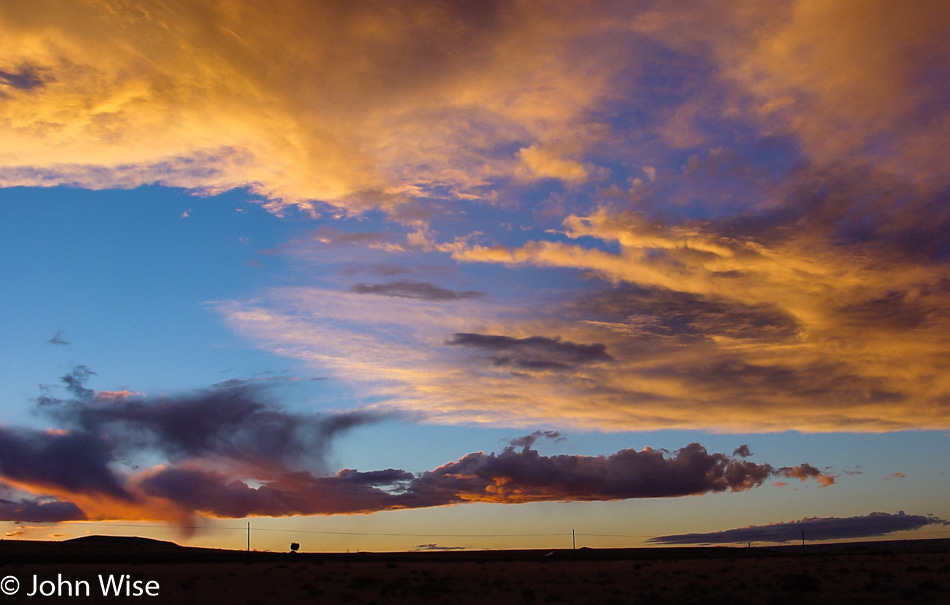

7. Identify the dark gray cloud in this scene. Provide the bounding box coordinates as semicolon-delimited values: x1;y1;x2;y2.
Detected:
0;426;130;499
334;468;415;484
447;333;612;371
403;442;778;504
508;430;565;449
60;365;96;400
836;281;950;330
0;64;50;93
138;442;822;517
649;511;948;544
643;358;902;415
352;281;485;301
47;330;70;345
39;371;384;474
2;367;386;505
710;161;950;264
573;285;800;342
137;466;408;517
774;164;950;262
0;496;86;523
733;444;752;457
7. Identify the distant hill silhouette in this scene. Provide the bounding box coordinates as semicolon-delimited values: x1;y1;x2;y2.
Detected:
65;535;182;551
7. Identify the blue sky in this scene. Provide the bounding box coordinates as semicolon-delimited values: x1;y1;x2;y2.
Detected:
1;0;949;551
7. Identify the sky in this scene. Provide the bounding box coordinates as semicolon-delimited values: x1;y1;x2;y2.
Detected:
1;0;949;552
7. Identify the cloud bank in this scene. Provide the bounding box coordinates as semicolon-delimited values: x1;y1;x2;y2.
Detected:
0;369;830;524
649;512;949;544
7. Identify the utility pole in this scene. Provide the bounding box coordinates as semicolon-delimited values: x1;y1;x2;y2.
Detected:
247;522;250;553
572;529;575;550
800;529;805;555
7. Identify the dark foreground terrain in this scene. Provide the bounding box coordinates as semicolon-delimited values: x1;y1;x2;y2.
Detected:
0;536;948;604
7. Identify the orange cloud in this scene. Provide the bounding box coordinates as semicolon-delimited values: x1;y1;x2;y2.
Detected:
516;144;588;183
725;0;950;184
2;0;945;213
0;0;626;214
411;203;950;432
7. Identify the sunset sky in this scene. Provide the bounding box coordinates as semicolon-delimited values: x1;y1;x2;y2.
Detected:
1;0;949;552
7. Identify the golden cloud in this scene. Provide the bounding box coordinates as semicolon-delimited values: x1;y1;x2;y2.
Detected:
727;0;950;183
439;206;950;431
0;0;628;213
2;0;945;213
217;192;950;433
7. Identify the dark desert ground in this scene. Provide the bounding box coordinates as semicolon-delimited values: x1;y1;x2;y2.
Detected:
0;536;947;604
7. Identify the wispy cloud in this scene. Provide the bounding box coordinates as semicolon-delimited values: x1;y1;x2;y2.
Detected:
220;258;950;431
47;330;70;346
649;512;949;545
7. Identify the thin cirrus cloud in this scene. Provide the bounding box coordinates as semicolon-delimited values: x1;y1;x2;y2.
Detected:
220;258;949;431
0;368;831;524
218;288;644;429
352;281;485;302
649;512;949;545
